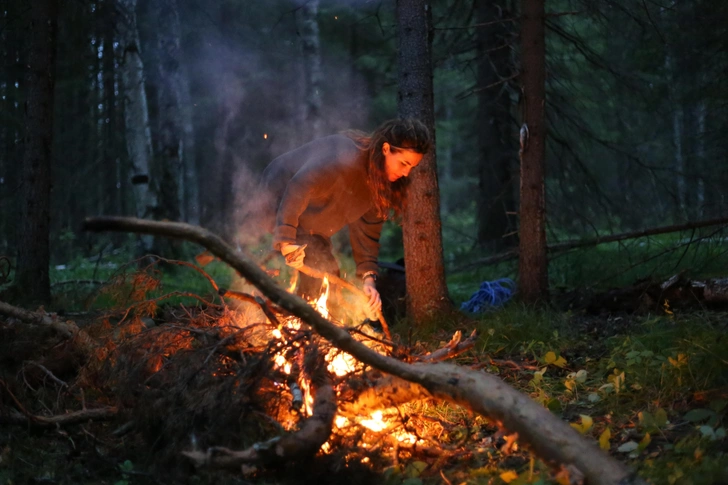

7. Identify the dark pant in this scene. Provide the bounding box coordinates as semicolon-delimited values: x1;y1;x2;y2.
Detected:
295;234;340;301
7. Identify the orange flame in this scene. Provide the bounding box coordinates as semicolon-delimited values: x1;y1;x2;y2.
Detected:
314;276;329;318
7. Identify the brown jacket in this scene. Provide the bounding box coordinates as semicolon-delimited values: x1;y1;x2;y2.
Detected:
261;134;383;276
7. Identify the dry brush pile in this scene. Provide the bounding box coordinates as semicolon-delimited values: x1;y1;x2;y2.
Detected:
0;216;649;485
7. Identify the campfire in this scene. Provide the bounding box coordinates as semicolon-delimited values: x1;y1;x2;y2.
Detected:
0;216;640;485
263;275;423;455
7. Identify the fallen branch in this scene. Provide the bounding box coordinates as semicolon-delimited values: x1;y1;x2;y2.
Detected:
416;329;478;363
0;379;117;428
0;300;100;359
84;216;644;485
452;216;728;273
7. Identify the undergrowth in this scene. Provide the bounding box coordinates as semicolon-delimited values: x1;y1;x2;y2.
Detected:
1;233;726;485
399;305;728;485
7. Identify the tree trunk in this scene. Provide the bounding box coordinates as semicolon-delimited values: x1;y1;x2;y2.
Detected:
517;0;548;303
101;0;121;217
16;0;59;305
118;0;156;251
476;0;517;253
152;0;183;227
396;0;451;320
298;0;323;140
696;101;706;217
177;72;198;224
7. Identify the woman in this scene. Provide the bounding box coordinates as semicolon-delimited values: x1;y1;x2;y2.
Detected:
260;118;431;318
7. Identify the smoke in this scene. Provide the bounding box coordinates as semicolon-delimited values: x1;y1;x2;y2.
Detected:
178;0;378;250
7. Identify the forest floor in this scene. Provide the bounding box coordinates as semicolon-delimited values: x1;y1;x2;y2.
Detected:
0;263;727;485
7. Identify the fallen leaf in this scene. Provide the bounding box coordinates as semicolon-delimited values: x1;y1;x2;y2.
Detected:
570;415;593;434
638;433;651;451
655;408;668;427
499;470;518;483
684;408;714;423
599;428;611;451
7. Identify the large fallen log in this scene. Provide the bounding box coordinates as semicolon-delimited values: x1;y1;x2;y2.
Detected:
84;216;644;485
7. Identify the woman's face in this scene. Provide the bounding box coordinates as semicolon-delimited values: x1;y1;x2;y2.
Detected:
382;142;424;182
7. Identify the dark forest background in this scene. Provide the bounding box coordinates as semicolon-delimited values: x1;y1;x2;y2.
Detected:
1;0;727;296
1;2;728;484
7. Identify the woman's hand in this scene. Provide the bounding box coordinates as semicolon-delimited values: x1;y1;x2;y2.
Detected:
362;277;382;319
280;243;306;269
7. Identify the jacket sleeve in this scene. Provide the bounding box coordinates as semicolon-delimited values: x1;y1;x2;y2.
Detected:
272;162;336;250
349;206;384;277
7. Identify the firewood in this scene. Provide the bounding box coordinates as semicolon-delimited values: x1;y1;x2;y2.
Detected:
0;379;117;428
84;216;645;485
182;344;336;468
0;300;100;359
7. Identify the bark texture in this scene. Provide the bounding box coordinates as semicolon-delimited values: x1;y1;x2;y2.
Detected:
16;0;59;304
517;0;548;303
118;0;156;252
101;0;121;216
153;0;183;225
396;0;450;320
298;0;323;140
84;216;644;485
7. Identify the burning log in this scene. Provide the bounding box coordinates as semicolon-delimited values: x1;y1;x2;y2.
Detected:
183;345;336;469
84;216;645;485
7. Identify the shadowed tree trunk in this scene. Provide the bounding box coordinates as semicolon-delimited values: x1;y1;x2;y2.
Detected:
298;0;323;141
153;0;183;226
118;0;156;251
396;0;451;320
178;70;198;224
517;0;548;303
476;0;517;253
16;0;59;305
101;0;121;217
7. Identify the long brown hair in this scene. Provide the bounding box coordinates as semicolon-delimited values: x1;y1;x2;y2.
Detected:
345;118;431;219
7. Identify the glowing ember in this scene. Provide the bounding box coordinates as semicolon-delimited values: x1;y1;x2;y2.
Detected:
358;410;420;444
273;354;291;374
360;410;387;432
326;351;357;377
395;431;418;444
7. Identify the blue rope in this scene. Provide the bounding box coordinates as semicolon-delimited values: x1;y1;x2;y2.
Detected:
460;278;516;313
